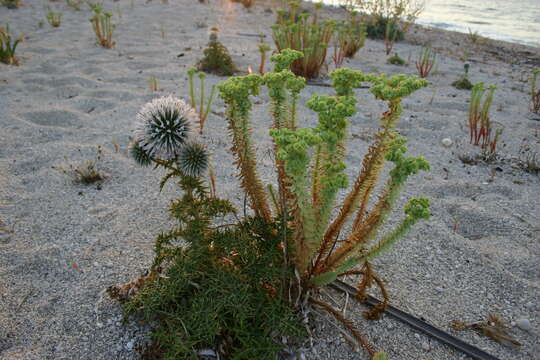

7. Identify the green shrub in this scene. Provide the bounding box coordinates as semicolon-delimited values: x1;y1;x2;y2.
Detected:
452;63;473;90
387;52;406;65
197;30;236;76
366;17;404;41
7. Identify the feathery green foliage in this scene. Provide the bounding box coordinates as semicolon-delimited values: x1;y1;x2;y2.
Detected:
197;30;236;76
121;167;302;360
0;24;21;65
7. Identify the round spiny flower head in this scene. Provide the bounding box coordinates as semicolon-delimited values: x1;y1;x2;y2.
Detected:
177;142;209;177
134;95;195;160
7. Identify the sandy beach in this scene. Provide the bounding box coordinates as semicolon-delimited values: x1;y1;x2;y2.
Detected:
0;1;539;359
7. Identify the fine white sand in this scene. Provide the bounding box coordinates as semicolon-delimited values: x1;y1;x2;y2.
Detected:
1;1;539;359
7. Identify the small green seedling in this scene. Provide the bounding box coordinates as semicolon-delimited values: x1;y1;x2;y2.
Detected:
416;45;436;78
187;68;216;134
47;8;63;28
0;24;22;65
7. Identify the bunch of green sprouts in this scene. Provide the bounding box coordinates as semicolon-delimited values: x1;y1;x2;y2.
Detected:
46;7;63;28
530;69;540;114
468;83;501;157
218;49;430;357
415;45;436;78
333;12;367;68
272;2;335;78
0;24;21;65
89;6;115;48
187;68;216;134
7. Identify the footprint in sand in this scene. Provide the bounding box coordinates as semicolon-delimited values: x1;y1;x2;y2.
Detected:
22;76;97;89
70;98;116;114
21;110;82;128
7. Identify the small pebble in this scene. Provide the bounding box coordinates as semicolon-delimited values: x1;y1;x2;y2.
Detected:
441;138;453;147
421;341;430;351
516;318;532;331
125;340;134;350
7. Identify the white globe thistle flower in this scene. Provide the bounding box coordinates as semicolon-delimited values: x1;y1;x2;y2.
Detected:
133;95;195;160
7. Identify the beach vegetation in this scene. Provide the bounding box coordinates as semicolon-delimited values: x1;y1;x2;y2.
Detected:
229;0;255;8
357;0;423;53
452;63;473;90
147;76;159;91
530;69;540;114
466;27;484;45
217;49;430;354
89;5;116;48
46;8;63;28
197;29;236;76
340;10;367;58
0;24;22;66
1;0;21;8
187;67;217;134
415;45;436;78
468;83;501;158
258;43;271;74
518;142;540;174
387;52;406;65
272;2;335;79
66;0;83;11
113;51;429;359
333;12;367;68
52;145;107;185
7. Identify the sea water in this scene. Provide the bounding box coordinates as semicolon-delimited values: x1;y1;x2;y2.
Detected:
315;0;540;48
418;0;540;47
